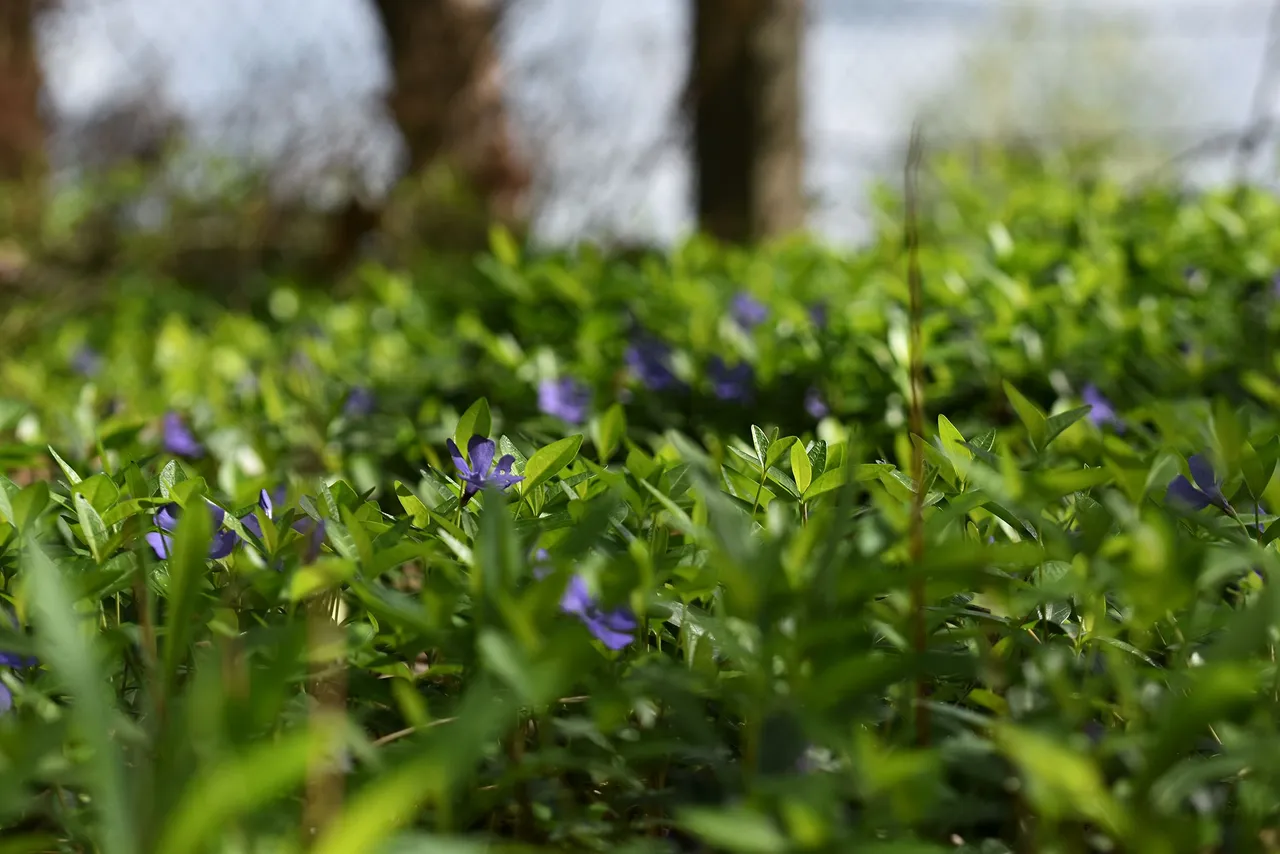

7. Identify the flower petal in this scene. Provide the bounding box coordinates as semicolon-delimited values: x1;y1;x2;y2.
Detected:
468;435;496;477
258;488;275;519
1166;475;1212;510
559;575;593;617
155;503;181;533
1188;454;1218;492
445;439;471;477
0;681;11;713
241;513;264;540
205;501;226;528
209;529;239;560
146;531;173;559
584;611;636;650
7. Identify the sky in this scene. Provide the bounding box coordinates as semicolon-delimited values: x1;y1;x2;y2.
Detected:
34;0;1280;245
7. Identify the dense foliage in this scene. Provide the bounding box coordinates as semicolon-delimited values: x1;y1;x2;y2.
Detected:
3;152;1280;852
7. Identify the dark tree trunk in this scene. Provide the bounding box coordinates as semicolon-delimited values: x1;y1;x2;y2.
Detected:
0;0;47;181
689;0;805;244
368;0;530;225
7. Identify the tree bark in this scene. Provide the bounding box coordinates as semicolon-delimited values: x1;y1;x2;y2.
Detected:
689;0;805;244
368;0;530;226
0;0;47;181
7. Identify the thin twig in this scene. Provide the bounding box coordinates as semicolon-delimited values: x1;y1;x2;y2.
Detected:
302;591;347;842
904;120;930;749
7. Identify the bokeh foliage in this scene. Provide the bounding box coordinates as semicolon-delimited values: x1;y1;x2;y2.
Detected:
1;150;1280;852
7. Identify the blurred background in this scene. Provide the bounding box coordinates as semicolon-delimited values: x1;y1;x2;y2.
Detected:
2;0;1279;274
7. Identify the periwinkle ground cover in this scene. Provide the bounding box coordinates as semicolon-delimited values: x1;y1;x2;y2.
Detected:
5;152;1280;851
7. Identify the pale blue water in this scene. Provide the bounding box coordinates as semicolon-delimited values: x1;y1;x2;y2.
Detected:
38;0;1279;245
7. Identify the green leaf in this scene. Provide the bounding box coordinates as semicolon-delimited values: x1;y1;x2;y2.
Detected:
48;445;82;485
156;723;340;853
74;473;120;514
807;439;827;475
394;481;430;528
288;557;356;602
160;497;213;697
804;468;845;501
591;403;626;463
311;684;513;854
995;723;1125;834
24;540;138;854
765;435;798;470
74;493;109;565
453;398;491;452
791;441;813;495
678;806;789;854
520;435;583;494
489;223;520;267
497;435;528;475
750;425;771;468
1242;437;1278;499
640;480;701;537
1213;397;1245;476
0;477;15;527
158;459;182;500
1045;405;1093;447
340;505;375;569
10;482;49;532
1003;380;1047;449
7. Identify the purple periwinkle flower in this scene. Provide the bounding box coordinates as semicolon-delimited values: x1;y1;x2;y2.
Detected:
560;575;637;650
0;609;36;671
730;292;769;329
162;412;204;459
538;377;591;424
239;487;287;540
1166;454;1231;513
446;435;523;507
70;345;103;378
344;386;376;418
808;301;828;329
1081;384;1123;432
708;356;753;403
146;501;239;560
532;548;552;579
1272;272;1280;299
625;337;680;391
240;488;327;563
804;387;829;420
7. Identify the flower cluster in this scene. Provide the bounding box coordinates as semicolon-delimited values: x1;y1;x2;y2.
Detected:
447;436;523;506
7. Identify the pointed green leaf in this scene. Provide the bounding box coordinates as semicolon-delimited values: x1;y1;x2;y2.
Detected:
1003;381;1047;448
74;493;109;565
48;446;81;485
750;425;771;468
764;435;797;470
791;441;813;495
24;540;138;854
158;459;182;500
156;722;339;854
1045;405;1093;447
394;481;430;528
521;435;583;494
591;403;626;464
11;482;49;532
160;495;213;696
807;439;827;475
453;398;492;452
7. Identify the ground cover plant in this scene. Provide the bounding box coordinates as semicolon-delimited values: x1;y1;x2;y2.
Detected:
3;151;1280;851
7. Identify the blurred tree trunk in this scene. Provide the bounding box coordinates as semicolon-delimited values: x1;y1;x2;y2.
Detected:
689;0;805;244
0;0;47;181
368;0;529;226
